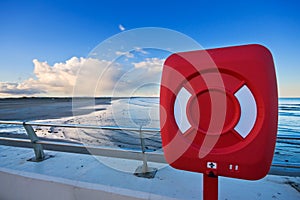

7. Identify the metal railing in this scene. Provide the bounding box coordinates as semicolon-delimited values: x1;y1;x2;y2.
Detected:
0;120;299;177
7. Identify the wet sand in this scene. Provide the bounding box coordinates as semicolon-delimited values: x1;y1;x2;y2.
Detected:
0;97;111;121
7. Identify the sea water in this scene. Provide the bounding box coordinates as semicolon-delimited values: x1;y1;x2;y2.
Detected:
275;98;300;164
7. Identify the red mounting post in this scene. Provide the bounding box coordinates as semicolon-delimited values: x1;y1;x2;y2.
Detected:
203;174;218;200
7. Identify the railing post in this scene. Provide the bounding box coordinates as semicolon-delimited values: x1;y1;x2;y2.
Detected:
139;126;149;172
23;122;45;162
134;126;157;178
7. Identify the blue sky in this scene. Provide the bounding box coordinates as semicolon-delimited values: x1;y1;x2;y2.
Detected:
0;0;299;97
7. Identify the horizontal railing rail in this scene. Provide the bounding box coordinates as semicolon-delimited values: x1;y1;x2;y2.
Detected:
0;120;299;177
0;120;160;132
0;136;166;163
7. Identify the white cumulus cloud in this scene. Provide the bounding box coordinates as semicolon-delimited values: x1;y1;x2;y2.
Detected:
118;24;125;31
0;56;165;97
0;57;121;97
0;82;44;96
115;51;134;58
134;47;148;55
109;58;165;97
133;58;164;72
